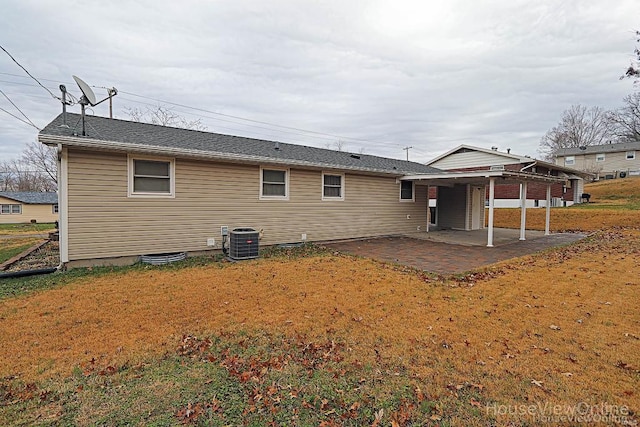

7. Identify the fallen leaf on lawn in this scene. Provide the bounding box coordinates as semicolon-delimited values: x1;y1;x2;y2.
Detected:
550;325;561;330
470;399;482;407
531;379;543;387
561;372;573;377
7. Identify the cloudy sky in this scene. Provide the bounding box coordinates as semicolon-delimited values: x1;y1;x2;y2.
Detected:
0;0;637;163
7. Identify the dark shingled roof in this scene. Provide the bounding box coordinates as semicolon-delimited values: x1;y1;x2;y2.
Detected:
556;141;640;156
39;113;441;175
0;192;58;204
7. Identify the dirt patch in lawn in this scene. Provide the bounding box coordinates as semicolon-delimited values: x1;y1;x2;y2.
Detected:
0;228;638;421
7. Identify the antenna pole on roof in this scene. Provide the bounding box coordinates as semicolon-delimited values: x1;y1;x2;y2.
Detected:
59;85;69;128
80;102;87;136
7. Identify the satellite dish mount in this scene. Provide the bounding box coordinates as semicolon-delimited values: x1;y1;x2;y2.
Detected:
70;75;118;136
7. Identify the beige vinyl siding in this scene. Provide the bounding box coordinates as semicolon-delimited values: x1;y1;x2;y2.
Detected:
0;196;58;224
429;151;516;170
557;151;640;176
436;185;467;229
66;150;428;262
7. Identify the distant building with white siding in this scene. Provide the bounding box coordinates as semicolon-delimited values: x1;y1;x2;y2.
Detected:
554;141;640;180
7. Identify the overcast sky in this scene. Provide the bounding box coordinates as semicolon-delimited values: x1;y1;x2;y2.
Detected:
0;0;638;163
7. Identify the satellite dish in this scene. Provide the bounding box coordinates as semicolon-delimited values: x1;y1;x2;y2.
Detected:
73;75;97;106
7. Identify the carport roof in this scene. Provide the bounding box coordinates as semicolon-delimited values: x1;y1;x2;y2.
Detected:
400;170;567;186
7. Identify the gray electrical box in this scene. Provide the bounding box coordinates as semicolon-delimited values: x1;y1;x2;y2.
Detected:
229;228;259;260
220;226;228;236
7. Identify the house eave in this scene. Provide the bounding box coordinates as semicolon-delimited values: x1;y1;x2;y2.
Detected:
39;134;416;177
401;170;567;185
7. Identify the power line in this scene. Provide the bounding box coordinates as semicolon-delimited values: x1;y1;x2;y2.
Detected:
0;88;39;129
0;69;406;153
0;106;39;130
118;90;400;148
0;45;60;101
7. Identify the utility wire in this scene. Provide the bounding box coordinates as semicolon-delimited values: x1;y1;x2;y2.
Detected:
0;106;39;130
0;88;38;129
0;45;61;101
118;90;399;147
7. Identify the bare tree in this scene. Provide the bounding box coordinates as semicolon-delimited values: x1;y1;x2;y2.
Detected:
123;105;207;131
21;141;57;186
325;140;346;152
621;30;640;85
609;92;640;142
539;105;613;159
0;158;55;192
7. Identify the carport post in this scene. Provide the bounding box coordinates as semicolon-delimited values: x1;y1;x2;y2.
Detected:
519;182;528;241
545;183;551;235
487;177;495;247
426;185;430;233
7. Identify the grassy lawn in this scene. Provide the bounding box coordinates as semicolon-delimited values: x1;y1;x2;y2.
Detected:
0;179;638;425
0;237;41;265
0;223;56;236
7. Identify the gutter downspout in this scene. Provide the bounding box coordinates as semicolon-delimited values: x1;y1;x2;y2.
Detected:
56;143;67;271
519;161;536;172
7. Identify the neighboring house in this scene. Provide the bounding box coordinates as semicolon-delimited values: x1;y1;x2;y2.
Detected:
425;145;587;208
0;192;58;224
555;141;640;180
39;113;568;266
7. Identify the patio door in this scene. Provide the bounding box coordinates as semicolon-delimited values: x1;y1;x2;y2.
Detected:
471;186;484;230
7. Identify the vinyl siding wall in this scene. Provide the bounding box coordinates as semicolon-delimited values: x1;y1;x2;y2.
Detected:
429;151;518;170
66;150;428;262
557;151;640;176
0;196;58;224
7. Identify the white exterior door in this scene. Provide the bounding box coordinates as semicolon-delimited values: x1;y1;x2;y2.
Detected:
471;186;484;230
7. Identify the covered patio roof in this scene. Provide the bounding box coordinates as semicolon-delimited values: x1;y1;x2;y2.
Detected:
398;170;570;248
401;169;567;186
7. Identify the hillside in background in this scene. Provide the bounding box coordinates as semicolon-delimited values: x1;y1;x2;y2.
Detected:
584;176;640;200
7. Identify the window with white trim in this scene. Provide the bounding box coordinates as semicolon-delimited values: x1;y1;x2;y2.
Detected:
322;172;344;200
596;153;605;162
626;151;636;160
564;156;575;166
400;180;414;201
260;168;288;199
52;203;59;214
128;156;175;197
0;204;21;214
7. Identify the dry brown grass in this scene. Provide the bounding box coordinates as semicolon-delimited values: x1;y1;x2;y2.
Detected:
586;177;640;199
490;208;640;231
1;229;638;419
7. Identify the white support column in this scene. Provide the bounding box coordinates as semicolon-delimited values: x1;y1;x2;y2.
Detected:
545;183;551;236
426;185;430;233
519;182;528;241
487;178;495;247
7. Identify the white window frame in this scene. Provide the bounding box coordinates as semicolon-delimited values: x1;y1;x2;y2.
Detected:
128;155;175;198
399;180;415;202
595;153;605;162
626;151;636;160
52;203;59;214
321;172;345;201
10;204;21;214
564;156;575;166
259;167;289;200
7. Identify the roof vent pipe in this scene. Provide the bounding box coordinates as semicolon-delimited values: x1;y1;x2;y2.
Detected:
491;146;498;151
274;141;280;150
506;148;511;154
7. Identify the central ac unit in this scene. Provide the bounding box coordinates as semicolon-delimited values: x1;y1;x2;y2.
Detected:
229;228;259;260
